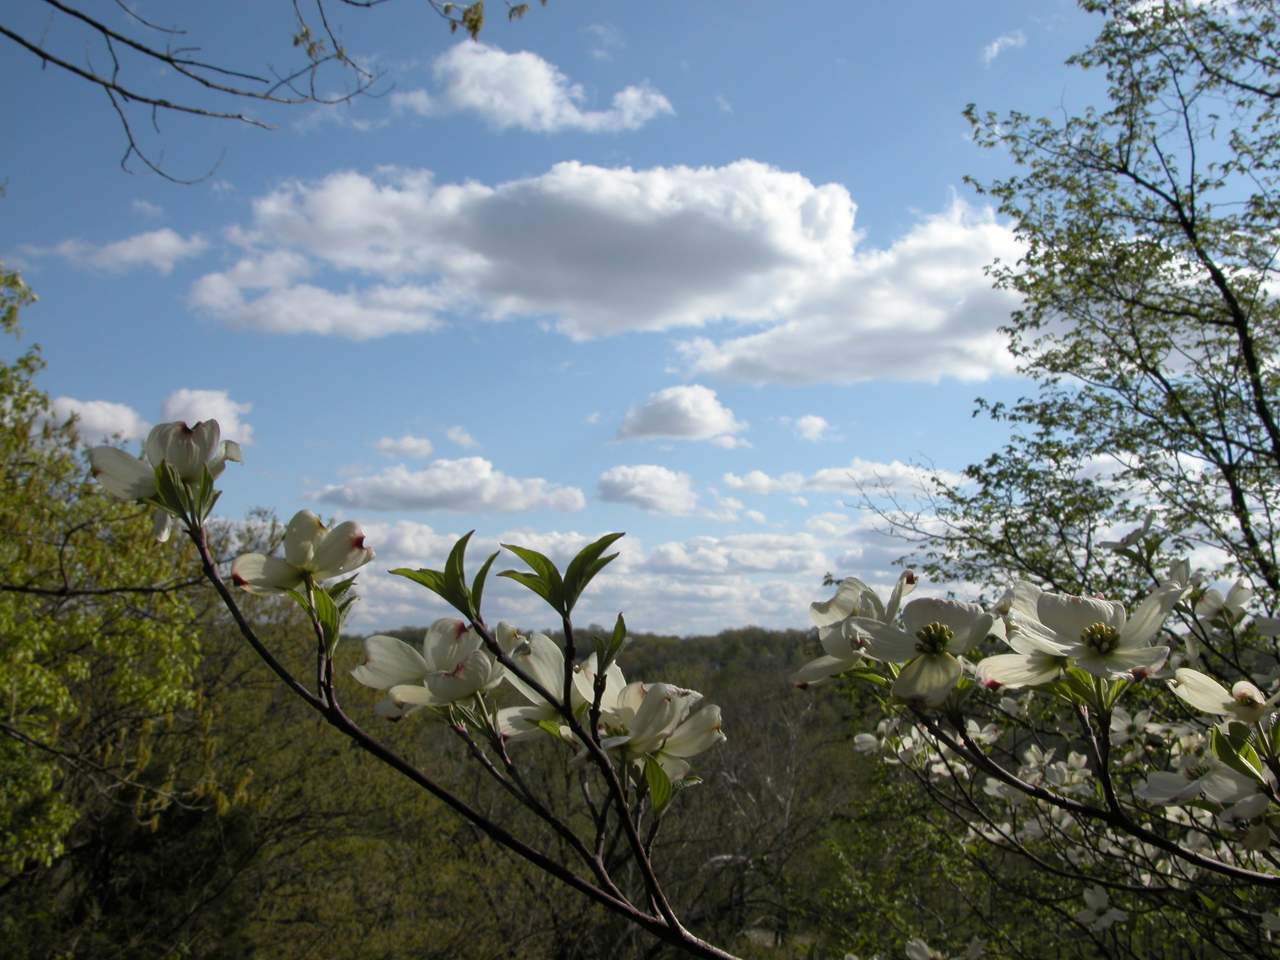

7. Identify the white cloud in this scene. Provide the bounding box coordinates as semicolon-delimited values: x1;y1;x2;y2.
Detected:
646;533;827;576
375;434;434;458
198;165;1019;381
715;93;733;114
677;198;1021;383
794;414;830;441
724;458;962;500
598;464;697;514
982;30;1026;66
396;42;672;132
53;229;207;274
618;385;746;445
313;457;585;512
583;24;624;61
446;425;478;448
131;199;164;219
190;273;443;339
48;397;150;445
388;88;435;115
161;389;254;444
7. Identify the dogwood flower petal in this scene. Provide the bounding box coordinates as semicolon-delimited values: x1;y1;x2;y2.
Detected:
88;446;156;501
231;553;305;595
892;653;962;706
351;634;430;689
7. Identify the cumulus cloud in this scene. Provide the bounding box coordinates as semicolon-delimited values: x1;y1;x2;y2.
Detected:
195;164;1019;381
161;389;253;444
375;434;434;458
52;229;207;274
192;161;862;341
313;457;585;512
190;269;443;339
982;30;1026;66
618;385;746;445
793;414;830;441
48;397;150;445
598;464;697;514
392;42;672;132
646;533;827;576
724;458;962;500
446;425;478;448
677;198;1021;383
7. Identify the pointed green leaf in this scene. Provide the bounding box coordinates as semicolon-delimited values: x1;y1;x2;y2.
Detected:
313;586;341;654
500;543;565;613
471;551;499;616
563;532;624;611
498;570;555;606
536;719;564;739
391;567;447;596
644;756;674;814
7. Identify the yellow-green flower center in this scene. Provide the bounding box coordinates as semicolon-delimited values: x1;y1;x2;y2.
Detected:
915;621;955;655
1081;622;1120;655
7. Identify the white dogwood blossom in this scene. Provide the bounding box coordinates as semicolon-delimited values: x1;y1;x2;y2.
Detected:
231;509;374;594
88;418;241;540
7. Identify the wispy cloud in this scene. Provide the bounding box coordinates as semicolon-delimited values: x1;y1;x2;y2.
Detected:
982;30;1026;66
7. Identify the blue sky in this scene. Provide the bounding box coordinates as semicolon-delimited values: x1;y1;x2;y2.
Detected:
2;1;1110;634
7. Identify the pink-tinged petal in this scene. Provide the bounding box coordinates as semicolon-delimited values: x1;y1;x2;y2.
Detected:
884;570;917;623
1170;668;1234;716
631;683;700;753
351;634;429;690
855;619;918;663
1074;644;1168;680
312;520;374;579
975;651;1067;690
572;653;626;711
810;578;881;627
283;510;324;569
820;617;871;659
425;649;503;702
88;446;156;501
146;420;220;480
230;553;303;595
388;683;443;707
792;654;857;687
1120;583;1181;646
663;704;725;758
497;705;557;741
207;440;242;480
655;753;692;782
505;631;565;705
1138;771;1203;805
422;618;480;670
892;653;962;706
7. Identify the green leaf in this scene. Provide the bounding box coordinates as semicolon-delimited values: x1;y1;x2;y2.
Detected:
498;570;556;607
644;757;674;814
444;531;474;614
471;551;499;616
562;532;624;612
536;719;564;739
327;574;359;603
499;543;565;614
313;587;341;655
390;567;446;595
153;462;186;516
1209;726;1266;783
